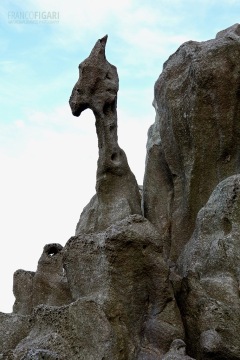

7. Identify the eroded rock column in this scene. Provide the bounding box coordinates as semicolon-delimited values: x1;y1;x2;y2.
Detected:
69;35;142;234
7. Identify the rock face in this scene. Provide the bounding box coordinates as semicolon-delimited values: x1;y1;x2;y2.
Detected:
2;24;240;360
161;339;195;360
3;217;184;359
64;215;184;359
177;175;240;360
13;243;72;316
143;23;240;261
69;35;141;234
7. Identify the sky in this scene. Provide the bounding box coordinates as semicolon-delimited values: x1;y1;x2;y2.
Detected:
0;0;239;313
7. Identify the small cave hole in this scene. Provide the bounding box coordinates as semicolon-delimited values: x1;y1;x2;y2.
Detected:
236;84;240;99
47;246;60;257
103;102;110;115
49;252;56;257
105;72;111;80
222;216;232;235
111;152;118;161
220;150;231;163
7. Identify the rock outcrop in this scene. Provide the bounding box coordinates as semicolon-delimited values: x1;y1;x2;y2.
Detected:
143;23;240;261
1;24;240;360
64;215;184;359
13;243;72;316
162;339;195;360
176;174;240;360
69;35;141;234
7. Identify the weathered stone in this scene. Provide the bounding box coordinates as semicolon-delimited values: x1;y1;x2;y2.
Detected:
12;244;72;316
13;244;72;315
13;270;35;315
161;339;195;360
69;35;142;234
21;349;61;359
13;300;113;360
177;174;240;359
64;215;184;358
32;243;72;308
143;23;240;261
0;312;31;354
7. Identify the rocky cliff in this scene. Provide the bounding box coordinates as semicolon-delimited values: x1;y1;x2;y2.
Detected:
1;24;240;360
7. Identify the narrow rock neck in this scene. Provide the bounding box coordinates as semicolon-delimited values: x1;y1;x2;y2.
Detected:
94;106;120;162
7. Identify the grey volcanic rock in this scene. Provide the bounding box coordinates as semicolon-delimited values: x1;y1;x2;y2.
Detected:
161;339;195;360
5;217;183;360
177;174;240;359
32;243;72;308
143;23;240;261
12;244;72;316
64;215;184;359
22;349;61;359
13;300;113;360
70;35;141;234
0;312;31;355
13;270;35;315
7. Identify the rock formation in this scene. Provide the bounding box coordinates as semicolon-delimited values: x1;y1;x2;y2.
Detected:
143;23;240;261
1;24;240;360
162;339;195;360
13;243;72;316
176;174;240;360
69;35;142;234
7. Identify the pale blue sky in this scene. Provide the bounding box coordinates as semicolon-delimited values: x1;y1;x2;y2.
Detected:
0;0;239;312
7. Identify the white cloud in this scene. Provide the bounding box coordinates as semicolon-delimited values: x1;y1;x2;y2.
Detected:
14;119;25;128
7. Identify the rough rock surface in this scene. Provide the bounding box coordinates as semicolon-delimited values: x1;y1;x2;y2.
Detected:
13;243;72;316
143;23;240;261
69;35;141;234
63;215;184;359
0;312;31;355
161;339;195;360
4;216;184;359
2;25;240;360
176;174;240;360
